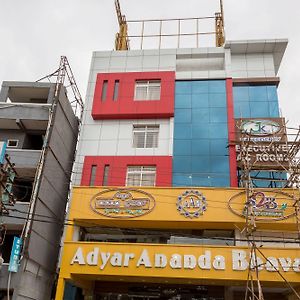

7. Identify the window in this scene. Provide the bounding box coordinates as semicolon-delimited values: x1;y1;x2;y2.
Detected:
90;165;97;186
126;166;156;187
7;140;18;148
133;125;159;148
102;165;110;185
101;80;108;101
113;80;119;101
134;80;161;100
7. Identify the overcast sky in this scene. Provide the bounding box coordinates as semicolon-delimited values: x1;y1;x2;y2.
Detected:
0;0;299;127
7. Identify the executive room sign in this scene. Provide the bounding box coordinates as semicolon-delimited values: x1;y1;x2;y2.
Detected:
90;188;155;218
235;118;288;169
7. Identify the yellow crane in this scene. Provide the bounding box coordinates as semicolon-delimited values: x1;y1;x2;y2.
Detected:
216;0;225;47
115;0;129;50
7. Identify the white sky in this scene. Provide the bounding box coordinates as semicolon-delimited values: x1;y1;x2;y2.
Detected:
0;0;299;126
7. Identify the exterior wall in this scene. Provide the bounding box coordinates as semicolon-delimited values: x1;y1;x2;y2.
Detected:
74;49;178;186
0;130;27;149
79;119;173;157
81;156;172;187
75;40;287;188
231;53;276;78
175;48;231;80
173;80;230;187
11;85;79;300
92;71;175;119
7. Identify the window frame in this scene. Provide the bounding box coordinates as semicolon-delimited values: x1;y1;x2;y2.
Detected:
101;80;108;101
134;80;161;101
7;139;19;148
132;125;159;149
89;165;97;186
125;165;156;187
113;80;119;101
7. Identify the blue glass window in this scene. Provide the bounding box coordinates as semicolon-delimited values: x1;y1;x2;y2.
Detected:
173;80;230;187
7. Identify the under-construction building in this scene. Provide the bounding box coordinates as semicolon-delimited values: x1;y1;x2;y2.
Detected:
54;1;300;299
0;72;81;299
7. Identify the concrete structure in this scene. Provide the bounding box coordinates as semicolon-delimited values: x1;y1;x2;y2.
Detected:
0;81;79;299
55;39;300;300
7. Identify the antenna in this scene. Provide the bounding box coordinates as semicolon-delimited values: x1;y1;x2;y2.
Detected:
115;0;129;50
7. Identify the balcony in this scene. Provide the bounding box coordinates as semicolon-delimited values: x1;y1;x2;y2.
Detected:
1;202;29;229
6;148;41;173
0;102;50;130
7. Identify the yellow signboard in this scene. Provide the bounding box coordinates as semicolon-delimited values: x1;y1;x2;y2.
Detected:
60;242;300;284
69;187;298;231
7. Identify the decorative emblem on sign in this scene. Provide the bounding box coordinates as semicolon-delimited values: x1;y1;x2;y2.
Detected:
241;120;281;136
245;192;287;218
177;190;207;218
228;190;294;222
90;188;155;218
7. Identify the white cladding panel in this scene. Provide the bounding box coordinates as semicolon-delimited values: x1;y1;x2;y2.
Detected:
231;53;276;78
78;118;173;156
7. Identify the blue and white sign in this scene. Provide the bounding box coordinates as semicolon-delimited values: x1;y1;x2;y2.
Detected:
0;141;7;164
8;237;23;273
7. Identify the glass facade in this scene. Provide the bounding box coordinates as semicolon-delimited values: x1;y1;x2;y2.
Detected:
233;85;279;118
173;80;230;187
233;85;285;188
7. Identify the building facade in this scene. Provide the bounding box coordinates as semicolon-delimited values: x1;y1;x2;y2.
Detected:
0;82;79;300
56;39;300;300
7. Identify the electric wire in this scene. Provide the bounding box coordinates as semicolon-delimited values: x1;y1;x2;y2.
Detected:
4;206;300;245
3;213;300;249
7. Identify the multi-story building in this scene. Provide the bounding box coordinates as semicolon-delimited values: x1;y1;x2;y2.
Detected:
0;81;79;299
56;38;300;300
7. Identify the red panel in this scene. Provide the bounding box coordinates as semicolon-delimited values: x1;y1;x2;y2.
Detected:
226;79;238;187
92;72;175;120
81;156;172;187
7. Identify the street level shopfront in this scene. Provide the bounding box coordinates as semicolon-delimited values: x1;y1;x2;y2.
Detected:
56;187;300;300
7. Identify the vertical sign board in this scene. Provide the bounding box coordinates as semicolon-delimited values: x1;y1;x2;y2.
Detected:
235;118;288;170
8;237;23;273
0;141;7;164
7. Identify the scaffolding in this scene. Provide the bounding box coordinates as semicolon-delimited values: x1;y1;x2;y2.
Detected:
18;56;84;244
114;0;225;50
234;119;300;299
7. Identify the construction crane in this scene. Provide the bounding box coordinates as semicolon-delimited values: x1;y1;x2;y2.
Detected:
115;0;129;50
216;0;225;47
